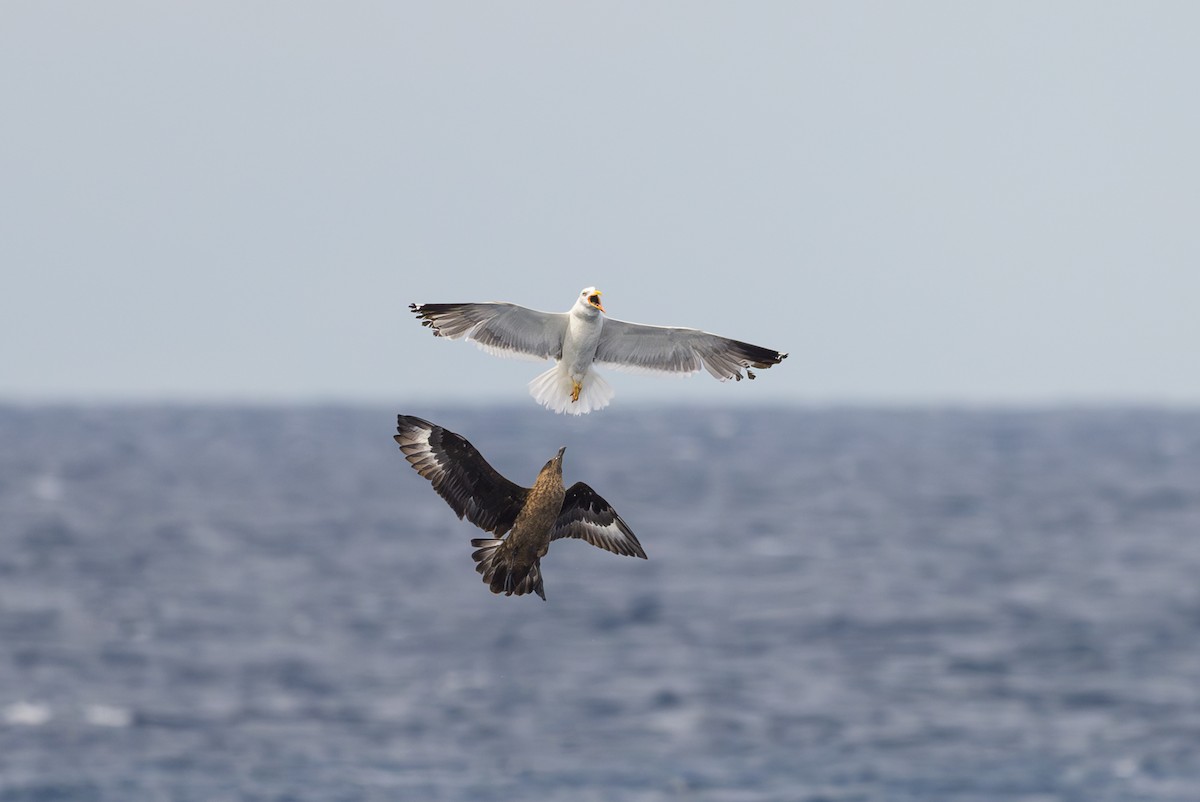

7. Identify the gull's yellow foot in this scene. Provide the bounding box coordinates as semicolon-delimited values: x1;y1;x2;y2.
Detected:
571;381;582;403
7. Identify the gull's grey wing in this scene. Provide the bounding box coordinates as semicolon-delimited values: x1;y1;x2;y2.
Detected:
410;301;568;361
394;415;529;536
550;482;647;559
594;317;787;381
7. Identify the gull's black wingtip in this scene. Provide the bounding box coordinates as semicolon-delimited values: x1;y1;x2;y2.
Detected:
409;303;444;333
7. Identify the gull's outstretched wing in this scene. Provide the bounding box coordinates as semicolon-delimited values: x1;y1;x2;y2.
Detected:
551;482;647;559
394;415;529;536
594;318;787;381
410;302;568;362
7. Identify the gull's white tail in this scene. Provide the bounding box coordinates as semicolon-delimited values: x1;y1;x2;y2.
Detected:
528;363;613;415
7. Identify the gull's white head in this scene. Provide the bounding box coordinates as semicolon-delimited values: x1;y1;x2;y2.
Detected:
577;287;605;314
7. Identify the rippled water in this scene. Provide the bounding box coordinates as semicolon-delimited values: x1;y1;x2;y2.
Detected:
1;405;1199;801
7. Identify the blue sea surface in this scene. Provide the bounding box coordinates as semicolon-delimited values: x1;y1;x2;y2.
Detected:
1;405;1199;801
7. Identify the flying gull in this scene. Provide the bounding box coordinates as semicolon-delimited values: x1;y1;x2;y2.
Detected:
394;414;646;599
410;287;788;414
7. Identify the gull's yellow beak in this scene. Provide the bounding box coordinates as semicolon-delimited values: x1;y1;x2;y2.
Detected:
587;290;605;313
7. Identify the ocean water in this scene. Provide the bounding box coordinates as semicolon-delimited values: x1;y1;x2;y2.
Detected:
1;405;1199;801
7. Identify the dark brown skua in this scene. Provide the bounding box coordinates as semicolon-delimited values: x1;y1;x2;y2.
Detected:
394;414;646;599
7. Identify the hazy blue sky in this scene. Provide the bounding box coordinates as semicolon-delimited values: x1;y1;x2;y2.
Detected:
3;3;1198;405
